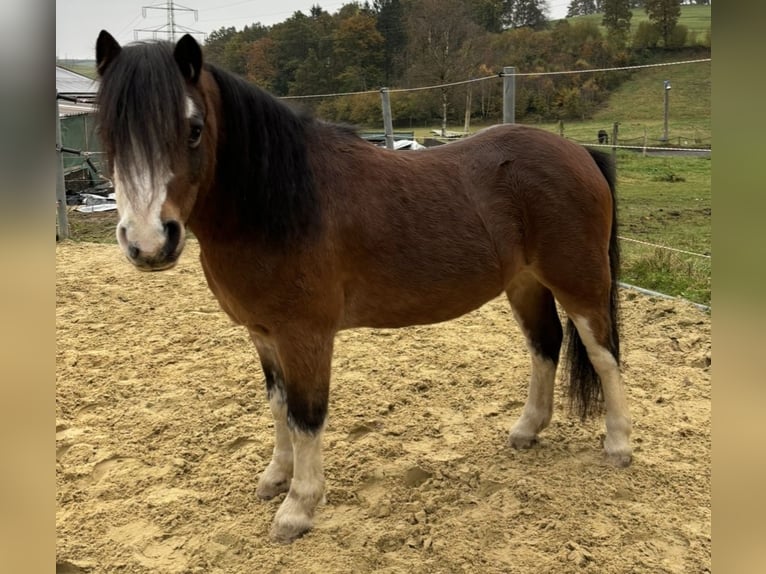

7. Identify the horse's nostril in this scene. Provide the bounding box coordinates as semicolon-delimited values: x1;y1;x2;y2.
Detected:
128;244;140;260
163;220;182;255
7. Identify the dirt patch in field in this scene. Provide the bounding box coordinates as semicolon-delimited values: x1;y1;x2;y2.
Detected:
56;241;710;573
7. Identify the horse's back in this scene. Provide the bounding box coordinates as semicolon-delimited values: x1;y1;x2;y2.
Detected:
417;124;615;284
307;123;614;328
463;125;616;299
309;128;505;327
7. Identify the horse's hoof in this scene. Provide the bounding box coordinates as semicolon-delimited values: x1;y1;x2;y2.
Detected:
603;433;633;467
606;449;633;468
257;479;291;500
509;433;538;450
269;515;312;544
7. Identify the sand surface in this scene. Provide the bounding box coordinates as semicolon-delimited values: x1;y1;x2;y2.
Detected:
56;241;711;573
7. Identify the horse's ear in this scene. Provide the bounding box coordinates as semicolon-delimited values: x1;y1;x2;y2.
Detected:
174;34;203;84
96;30;121;76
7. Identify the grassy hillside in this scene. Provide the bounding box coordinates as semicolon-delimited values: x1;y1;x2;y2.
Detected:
533;49;711;147
569;5;711;43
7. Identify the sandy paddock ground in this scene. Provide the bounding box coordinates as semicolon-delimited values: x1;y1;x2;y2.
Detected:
56;241;711;573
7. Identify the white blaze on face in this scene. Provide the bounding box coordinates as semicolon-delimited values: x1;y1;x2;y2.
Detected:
113;151;172;258
186;95;196;121
113;97;197;258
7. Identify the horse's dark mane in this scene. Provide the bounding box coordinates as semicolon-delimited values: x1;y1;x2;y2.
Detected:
207;64;321;246
96;41;187;190
97;38;322;247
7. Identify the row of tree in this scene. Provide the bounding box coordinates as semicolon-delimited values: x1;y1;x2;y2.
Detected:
202;0;708;127
567;0;709;17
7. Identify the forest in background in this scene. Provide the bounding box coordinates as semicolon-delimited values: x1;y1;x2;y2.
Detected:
200;1;711;127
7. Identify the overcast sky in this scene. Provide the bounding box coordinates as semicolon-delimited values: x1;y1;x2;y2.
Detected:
56;0;569;60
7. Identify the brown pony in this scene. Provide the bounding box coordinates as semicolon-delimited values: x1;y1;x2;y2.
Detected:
95;31;632;543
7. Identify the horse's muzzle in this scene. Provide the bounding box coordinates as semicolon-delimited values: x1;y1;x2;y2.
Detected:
119;220;184;271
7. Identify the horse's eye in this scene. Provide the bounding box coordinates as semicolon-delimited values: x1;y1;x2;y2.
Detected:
189;124;203;148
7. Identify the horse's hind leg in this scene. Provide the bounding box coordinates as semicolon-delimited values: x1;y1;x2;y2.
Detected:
506;277;563;449
250;334;293;500
566;311;632;467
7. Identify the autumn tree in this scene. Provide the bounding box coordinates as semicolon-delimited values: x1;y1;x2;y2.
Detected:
333;9;385;91
245;37;277;90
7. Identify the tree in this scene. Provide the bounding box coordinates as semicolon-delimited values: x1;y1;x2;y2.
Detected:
203;26;238;68
333;11;385;91
245;37;277;90
602;0;632;47
645;0;681;47
239;23;269;43
566;0;598;17
269;9;336;95
406;0;484;134
503;0;550;30
373;0;407;84
468;0;506;33
222;35;248;75
632;20;660;48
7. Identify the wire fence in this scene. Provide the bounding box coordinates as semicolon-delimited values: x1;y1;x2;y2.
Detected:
617;236;710;259
281;58;711;100
60;56;711;307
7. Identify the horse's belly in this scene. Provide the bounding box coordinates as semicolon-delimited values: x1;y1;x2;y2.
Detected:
340;271;503;329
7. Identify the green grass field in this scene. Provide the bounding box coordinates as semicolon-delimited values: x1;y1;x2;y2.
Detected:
58;60;97;79
569;5;711;44
613;151;711;306
412;49;711;148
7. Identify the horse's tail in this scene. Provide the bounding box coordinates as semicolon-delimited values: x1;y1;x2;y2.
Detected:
564;148;620;420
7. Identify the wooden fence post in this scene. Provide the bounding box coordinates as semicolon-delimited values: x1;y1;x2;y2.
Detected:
56;93;70;240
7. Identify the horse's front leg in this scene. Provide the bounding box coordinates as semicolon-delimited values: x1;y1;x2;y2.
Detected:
267;330;334;543
251;335;294;499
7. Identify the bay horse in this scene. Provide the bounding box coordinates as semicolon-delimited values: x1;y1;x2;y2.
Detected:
94;31;632;543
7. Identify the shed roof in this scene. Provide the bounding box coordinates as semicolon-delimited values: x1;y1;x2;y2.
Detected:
56;66;99;99
59;101;97;118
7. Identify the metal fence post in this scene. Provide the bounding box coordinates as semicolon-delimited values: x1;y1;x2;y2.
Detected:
502;66;515;124
380;87;395;150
